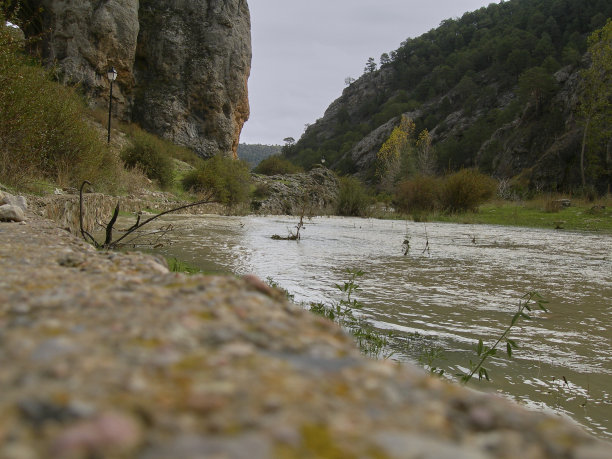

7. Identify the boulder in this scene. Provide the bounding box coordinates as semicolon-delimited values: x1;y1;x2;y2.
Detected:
0;204;25;222
0;191;28;211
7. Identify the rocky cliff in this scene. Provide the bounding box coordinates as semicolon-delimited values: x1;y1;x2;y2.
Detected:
19;0;251;159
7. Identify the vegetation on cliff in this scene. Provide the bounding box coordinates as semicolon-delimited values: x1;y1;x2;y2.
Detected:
0;11;121;192
285;0;612;195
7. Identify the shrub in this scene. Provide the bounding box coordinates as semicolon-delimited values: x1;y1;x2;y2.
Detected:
440;169;497;212
120;131;174;189
253;155;303;175
0;20;120;191
182;155;251;207
337;176;371;216
252;182;272;199
395;175;440;213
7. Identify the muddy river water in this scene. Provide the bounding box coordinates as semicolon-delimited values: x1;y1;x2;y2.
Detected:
131;214;611;439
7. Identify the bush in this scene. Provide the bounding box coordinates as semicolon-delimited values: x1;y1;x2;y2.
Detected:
182;155;251;207
440;169;497;212
253;155;303;175
395;175;440;213
121;131;174;189
337;176;371;216
0;20;120;192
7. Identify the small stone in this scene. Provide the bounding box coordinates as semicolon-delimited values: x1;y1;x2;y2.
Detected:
18;399;79;426
51;412;142;457
0;444;37;459
31;338;78;362
0;204;25;222
469;406;496;431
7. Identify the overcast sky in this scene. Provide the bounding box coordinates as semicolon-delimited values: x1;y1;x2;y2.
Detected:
240;0;497;145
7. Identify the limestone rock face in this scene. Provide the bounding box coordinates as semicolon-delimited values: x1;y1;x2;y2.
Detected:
134;0;251;159
28;0;140;117
21;0;251;158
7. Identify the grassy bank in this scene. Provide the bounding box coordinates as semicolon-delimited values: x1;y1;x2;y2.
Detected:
418;196;612;233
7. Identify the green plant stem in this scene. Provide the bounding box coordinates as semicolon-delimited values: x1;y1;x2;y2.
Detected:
463;326;511;383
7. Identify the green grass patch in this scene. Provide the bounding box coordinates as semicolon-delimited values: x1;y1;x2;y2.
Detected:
167;257;203;275
433;198;612;233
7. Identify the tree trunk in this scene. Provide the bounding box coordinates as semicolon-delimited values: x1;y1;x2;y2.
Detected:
580;116;591;188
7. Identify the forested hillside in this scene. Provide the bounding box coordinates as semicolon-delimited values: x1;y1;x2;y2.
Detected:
237;143;282;168
285;0;611;194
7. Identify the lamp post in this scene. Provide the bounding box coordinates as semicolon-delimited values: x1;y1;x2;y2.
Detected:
107;67;117;144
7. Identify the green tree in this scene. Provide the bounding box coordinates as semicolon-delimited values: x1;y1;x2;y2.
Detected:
364;57;377;73
577;20;612;188
337;176;370;216
281;136;296;156
182;155;251;207
518;66;556;114
253;155;303;176
506;48;531;76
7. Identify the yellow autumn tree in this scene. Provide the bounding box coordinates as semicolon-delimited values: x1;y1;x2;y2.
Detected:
376;115;415;192
416;129;436;176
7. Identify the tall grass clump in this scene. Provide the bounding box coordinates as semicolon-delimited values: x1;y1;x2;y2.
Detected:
395;175;440;213
182;155;251;207
0;17;120;191
336;176;371;216
253;155;303;175
440;169;497;212
120;130;175;189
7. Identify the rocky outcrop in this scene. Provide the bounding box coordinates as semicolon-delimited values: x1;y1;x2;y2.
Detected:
20;0;251;159
251;167;339;215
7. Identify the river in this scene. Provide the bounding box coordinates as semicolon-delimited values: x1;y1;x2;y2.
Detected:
127;214;612;439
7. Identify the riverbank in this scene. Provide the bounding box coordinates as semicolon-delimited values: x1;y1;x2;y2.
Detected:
1;195;611;458
377;196;612;234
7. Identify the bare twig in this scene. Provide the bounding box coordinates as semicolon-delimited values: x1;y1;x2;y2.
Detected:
78;181;214;250
107;197;212;249
422;223;430;256
79;181;100;248
104;202;120;246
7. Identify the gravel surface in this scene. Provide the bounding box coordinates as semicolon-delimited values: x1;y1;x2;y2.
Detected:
0;198;609;458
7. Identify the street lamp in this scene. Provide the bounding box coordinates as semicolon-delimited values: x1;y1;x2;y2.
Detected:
107;67;117;144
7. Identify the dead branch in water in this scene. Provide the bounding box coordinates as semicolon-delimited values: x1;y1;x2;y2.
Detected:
271;214;305;241
79;181;214;250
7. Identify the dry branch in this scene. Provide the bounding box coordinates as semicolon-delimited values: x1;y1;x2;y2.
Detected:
79;181;214;250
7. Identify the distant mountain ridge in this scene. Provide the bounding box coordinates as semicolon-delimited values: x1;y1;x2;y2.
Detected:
286;0;611;193
237;143;282;168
